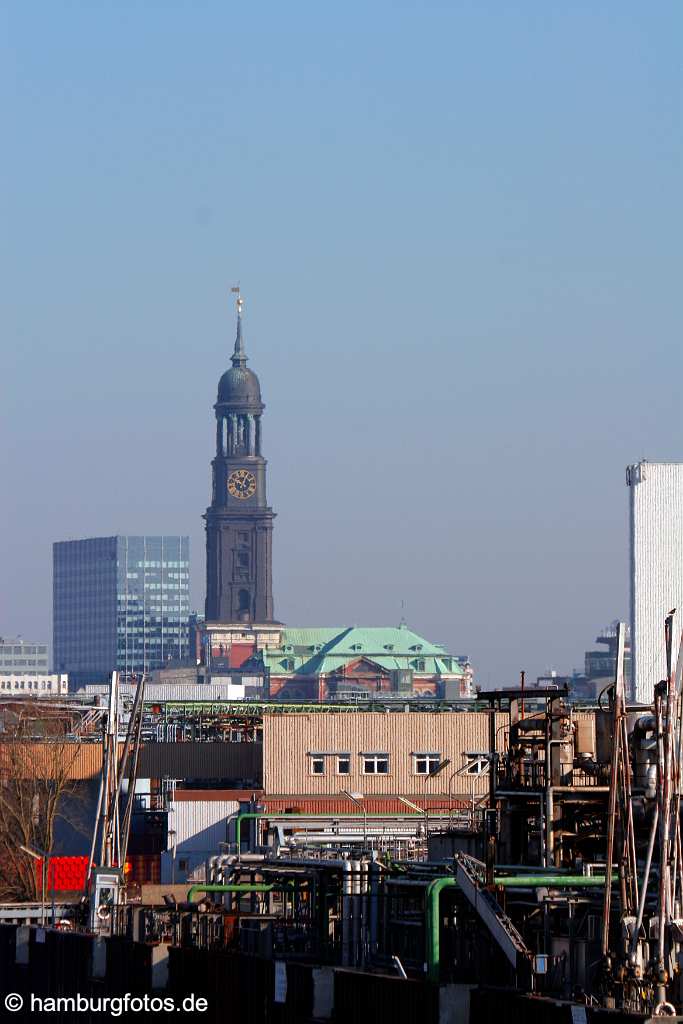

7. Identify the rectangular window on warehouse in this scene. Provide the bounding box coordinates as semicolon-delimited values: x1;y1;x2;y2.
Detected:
413;753;441;775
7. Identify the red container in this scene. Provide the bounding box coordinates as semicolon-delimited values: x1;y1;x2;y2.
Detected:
36;855;89;892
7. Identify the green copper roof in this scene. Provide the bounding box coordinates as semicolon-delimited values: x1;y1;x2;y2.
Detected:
252;625;464;678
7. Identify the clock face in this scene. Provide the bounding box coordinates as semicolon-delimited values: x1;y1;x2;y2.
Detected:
227;468;257;500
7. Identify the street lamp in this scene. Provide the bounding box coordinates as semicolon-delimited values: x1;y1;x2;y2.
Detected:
341;790;366;847
397;795;427;855
427;758;452;779
400;757;453;852
425;756;452;836
446;753;492;826
20;843;49;926
400;754;452;853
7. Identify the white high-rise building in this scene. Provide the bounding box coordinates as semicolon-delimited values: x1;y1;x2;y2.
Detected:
627;461;683;703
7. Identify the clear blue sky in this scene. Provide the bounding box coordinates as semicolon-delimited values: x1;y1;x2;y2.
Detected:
1;2;681;684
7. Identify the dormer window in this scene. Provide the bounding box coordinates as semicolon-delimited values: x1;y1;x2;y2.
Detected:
350;643;362;652
410;644;424;653
383;644;394;651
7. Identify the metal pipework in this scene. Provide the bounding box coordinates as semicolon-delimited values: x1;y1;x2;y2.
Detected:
237;854;355;967
628;802;659;965
234;810;424;849
369;861;380;958
494;874;616;888
426;878;457;983
601;622;627;959
632;715;658;799
186;882;296;901
424;873;617;983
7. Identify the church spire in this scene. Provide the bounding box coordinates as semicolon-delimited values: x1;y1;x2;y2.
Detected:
206;285;275;624
230;286;247;368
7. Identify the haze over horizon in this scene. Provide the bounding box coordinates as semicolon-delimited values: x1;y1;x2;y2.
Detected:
2;2;681;686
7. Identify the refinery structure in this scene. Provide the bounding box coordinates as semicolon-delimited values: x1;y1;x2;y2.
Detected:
3;299;683;1023
6;635;683;1022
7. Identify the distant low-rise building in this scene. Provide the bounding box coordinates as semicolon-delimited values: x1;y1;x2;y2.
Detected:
202;622;471;700
0;638;49;673
0;672;68;696
249;625;470;700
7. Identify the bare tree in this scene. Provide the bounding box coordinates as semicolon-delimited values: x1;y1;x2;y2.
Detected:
0;705;85;901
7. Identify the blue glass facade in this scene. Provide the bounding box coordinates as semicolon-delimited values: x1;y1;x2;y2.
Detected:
53;536;190;683
115;536;190;678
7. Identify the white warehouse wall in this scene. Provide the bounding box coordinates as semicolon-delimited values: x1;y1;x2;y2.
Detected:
166;799;239;852
628;462;683;704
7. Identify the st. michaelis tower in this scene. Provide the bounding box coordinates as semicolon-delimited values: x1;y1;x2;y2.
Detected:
204;291;275;622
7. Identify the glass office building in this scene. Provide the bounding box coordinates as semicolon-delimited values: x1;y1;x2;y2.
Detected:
53;536;190;684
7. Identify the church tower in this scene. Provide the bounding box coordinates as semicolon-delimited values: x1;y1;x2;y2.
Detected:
204;293;275;622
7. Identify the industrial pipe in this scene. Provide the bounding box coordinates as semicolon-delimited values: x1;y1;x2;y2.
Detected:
189;867;357;967
425;873;616;983
369;861;380;958
494;874;616;888
426;878;457;982
233;810;425;849
234;813;262;850
629;803;659;965
260;856;355;965
186;882;297;902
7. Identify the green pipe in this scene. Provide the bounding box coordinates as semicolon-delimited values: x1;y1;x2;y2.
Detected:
426;878;457;983
494;874;617;888
234;811;423;849
425;874;617;983
235;813;262;849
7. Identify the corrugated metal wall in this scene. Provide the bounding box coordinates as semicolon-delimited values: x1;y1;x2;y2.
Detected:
78;682;246;701
573;711;595;754
160;849;214;883
138;743;262;783
0;742;109;779
263;712;505;795
168;798;239;850
628;461;683;704
0;741;262;781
